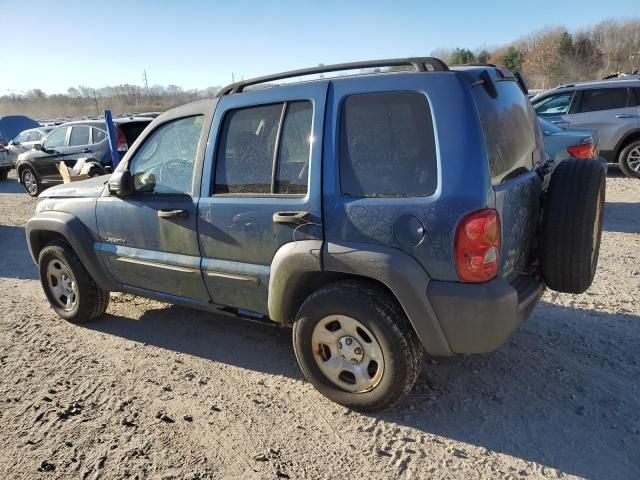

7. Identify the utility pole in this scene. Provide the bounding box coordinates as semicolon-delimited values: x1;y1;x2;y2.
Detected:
143;69;150;95
231;72;235;84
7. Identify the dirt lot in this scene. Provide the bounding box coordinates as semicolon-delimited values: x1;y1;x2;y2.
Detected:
0;169;638;480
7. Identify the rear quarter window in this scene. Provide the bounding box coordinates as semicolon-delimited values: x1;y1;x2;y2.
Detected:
473;81;538;183
339;91;437;197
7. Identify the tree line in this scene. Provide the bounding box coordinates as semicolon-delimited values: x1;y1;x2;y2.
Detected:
0;84;221;120
2;18;638;119
433;19;640;90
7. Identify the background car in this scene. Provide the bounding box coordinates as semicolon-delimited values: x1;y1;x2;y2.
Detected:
15;117;152;196
531;79;640;177
0;115;40;179
538;118;604;168
5;127;54;167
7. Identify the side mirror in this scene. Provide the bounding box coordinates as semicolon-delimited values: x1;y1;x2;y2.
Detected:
9;140;16;146
33;143;43;151
108;170;135;197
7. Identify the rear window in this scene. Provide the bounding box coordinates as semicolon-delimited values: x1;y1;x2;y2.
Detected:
118;121;151;145
339;91;437;197
474;80;537;182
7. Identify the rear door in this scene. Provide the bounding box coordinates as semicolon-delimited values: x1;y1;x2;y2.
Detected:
567;87;639;153
474;80;543;281
197;83;326;315
56;125;93;165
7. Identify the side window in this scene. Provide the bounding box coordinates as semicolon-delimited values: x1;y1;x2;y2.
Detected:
533;92;574;117
275;102;313;194
15;132;30;143
579;88;630;113
92;128;107;144
474;80;538;182
68;126;90;147
339;91;437;197
214;102;312;195
43;127;68;149
30;131;42;141
129;115;204;195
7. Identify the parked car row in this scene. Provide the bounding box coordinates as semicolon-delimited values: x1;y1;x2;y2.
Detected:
5;117;152;196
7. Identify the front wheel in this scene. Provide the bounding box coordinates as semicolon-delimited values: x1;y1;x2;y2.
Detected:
38;240;110;323
21;166;41;197
292;280;423;411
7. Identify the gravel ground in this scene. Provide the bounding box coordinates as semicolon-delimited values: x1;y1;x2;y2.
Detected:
0;169;638;480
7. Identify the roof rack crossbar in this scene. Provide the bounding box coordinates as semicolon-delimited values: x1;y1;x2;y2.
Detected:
216;57;449;96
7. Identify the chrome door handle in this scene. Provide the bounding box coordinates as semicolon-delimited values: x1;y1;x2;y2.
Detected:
273;211;310;225
615;114;639;118
158;209;188;219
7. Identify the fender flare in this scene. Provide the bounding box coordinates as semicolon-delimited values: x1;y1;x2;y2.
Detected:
26;211;118;291
268;240;453;356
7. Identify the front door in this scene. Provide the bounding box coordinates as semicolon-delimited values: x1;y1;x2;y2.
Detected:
197;83;327;315
96;115;210;301
36;126;69;181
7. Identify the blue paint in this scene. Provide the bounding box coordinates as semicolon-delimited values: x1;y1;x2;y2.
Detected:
103;110;120;168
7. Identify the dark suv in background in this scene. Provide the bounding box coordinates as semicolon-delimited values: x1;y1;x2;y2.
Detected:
532;78;640;177
16;117;152;196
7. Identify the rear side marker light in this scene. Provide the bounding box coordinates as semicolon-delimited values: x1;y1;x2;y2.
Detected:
455;209;501;283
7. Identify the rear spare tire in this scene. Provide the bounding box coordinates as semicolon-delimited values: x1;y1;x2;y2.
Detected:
540;159;605;294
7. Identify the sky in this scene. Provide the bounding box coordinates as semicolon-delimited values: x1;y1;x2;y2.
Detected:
1;0;637;94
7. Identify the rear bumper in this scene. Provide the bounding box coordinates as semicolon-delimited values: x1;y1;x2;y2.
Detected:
427;274;545;354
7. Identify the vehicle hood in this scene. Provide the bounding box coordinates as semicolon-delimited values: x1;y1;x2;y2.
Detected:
39;175;110;199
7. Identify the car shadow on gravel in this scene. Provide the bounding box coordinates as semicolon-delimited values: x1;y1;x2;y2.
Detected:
0;176;25;194
0;225;38;280
604;202;640;233
88;299;639;480
381;301;640;480
92;303;302;379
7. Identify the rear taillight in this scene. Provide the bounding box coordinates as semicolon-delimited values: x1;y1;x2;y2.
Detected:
567;142;598;159
455;209;501;283
116;127;128;152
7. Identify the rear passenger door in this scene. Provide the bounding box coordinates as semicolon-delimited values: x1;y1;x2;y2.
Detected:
568;87;640;153
57;125;92;166
197;83;327;316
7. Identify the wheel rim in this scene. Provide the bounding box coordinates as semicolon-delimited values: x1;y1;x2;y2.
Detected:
311;315;385;393
46;259;78;311
23;169;37;195
627;146;640;173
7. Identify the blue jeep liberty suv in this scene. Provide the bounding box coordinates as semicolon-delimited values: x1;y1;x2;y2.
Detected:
26;58;605;411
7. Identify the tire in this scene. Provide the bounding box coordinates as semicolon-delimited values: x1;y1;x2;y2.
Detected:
618;139;640;179
540;159;605;294
21;166;41;197
0;168;9;181
292;280;423;412
38;240;110;323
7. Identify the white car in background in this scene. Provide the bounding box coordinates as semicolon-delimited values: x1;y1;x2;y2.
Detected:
5;127;54;168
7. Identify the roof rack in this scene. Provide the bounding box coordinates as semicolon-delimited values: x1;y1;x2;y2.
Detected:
216;57;449;96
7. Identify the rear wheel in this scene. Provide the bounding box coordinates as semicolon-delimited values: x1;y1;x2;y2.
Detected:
618;140;640;179
292;280;423;411
38;240;110;323
540;159;605;293
21;166;41;197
